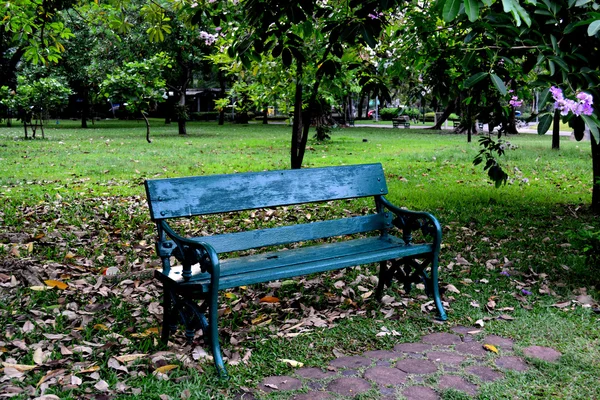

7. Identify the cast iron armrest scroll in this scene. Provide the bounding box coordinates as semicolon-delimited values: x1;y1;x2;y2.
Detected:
155;220;227;378
158;220;221;282
379;197;442;248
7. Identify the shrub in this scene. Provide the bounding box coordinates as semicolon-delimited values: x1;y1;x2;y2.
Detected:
403;107;420;119
379;107;400;120
424;112;436;122
191;111;219;121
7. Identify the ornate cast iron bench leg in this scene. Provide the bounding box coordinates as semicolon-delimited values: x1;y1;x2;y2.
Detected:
376;257;447;321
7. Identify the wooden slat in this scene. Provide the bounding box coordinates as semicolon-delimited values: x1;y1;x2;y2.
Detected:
145;163;387;220
157;236;433;291
195;214;390;253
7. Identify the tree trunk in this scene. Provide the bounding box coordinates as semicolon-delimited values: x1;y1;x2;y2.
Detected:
218;70;226;126
177;91;187;135
347;94;353;123
504;107;518;135
81;88;89;129
263;104;268;124
291;60;304;169
428;102;455;130
592;134;600;213
39;114;44;139
142;111;152;143
357;95;365;119
552;109;560;150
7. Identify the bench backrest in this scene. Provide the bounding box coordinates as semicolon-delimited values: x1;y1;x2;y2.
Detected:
145;163;390;253
145;163;388;219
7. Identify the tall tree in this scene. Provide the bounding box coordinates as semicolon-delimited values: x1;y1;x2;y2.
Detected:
99;53;171;143
214;0;398;169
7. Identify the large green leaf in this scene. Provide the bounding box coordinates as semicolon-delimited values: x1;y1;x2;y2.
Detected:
464;0;480;22
582;114;600;142
463;72;489;88
588;20;600;36
537;113;553;135
443;0;461;22
490;73;507;95
537;87;551;110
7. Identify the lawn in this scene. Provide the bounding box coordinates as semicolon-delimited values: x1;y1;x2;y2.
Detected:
0;120;598;399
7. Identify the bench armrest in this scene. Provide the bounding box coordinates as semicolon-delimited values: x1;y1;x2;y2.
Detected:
157;220;220;282
379;196;442;249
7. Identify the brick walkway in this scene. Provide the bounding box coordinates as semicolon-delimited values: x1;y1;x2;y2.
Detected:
239;326;562;399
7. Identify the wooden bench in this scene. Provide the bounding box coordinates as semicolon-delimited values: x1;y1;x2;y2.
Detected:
392;117;411;128
145;163;447;377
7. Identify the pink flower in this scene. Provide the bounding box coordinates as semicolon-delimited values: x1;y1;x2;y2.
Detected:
509;96;522;108
550;87;594;116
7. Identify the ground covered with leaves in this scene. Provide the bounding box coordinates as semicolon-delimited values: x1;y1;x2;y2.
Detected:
1;122;599;399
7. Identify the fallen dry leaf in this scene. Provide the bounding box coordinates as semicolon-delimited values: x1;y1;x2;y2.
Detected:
2;363;37;372
108;358;128;373
259;296;280;303
78;365;100;374
445;284;460;294
36;369;66;388
483;344;499;354
153;364;178;375
93;324;109;331
94;380;110;391
114;354;146;363
551;301;571;309
576;295;595;305
33;348;45;365
278;359;304;367
22;321;35;333
44;279;68;290
251;314;270;325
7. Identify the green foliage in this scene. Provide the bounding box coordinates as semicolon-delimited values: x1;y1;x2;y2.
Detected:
473;136;514;188
13;75;72;116
403;107;421;119
99;53;171;115
378;107;400;120
1;0;75;65
190;111;219;121
0;86;18;111
424;111;436;122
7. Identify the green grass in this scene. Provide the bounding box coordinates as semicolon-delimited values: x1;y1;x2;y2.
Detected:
0;119;598;399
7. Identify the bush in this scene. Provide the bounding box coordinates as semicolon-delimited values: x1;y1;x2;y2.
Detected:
403;107;420;119
190;111;219;121
424;112;436;122
379;107;400;120
449;113;460;121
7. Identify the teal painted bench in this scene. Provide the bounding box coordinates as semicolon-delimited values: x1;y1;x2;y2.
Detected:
145;163;447;377
392;117;411;128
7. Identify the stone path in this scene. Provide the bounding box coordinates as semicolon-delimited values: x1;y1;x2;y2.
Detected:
240;326;563;399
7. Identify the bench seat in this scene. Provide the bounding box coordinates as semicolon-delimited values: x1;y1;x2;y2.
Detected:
156;236;432;291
